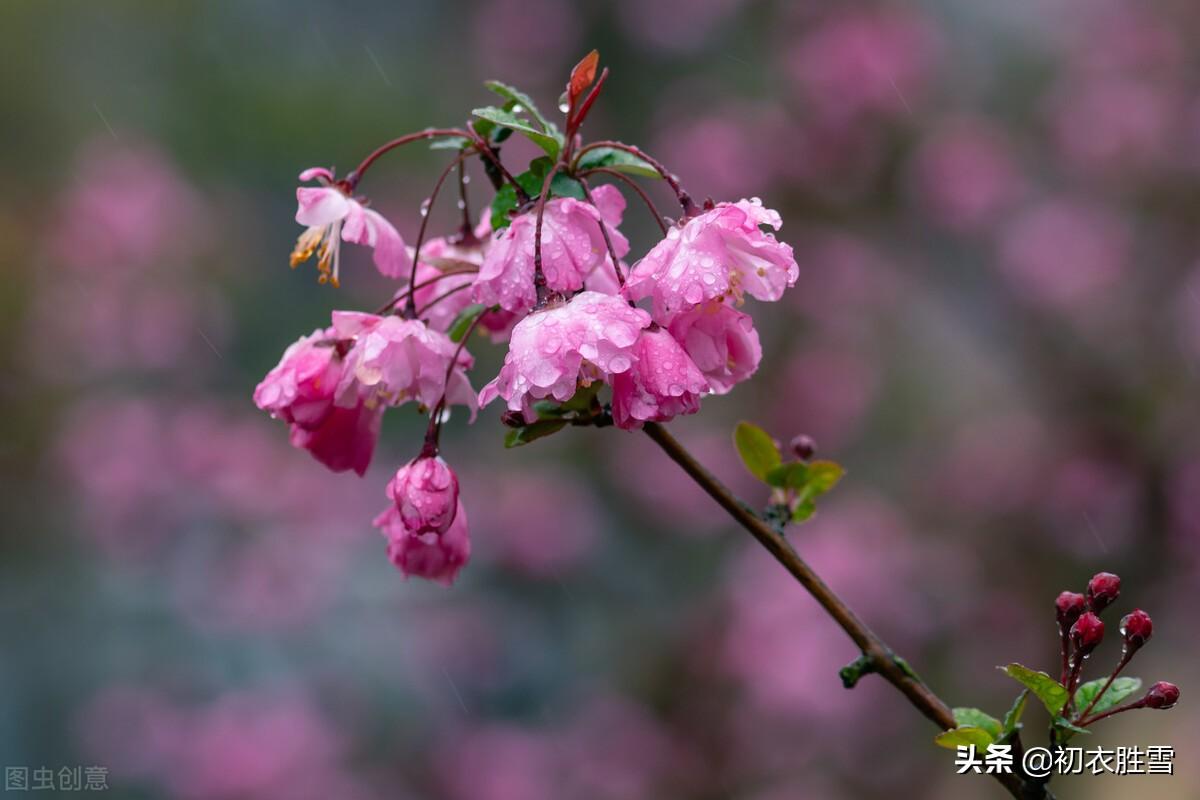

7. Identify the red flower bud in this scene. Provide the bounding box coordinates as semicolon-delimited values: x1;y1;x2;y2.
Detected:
1086;572;1121;613
1120;608;1153;651
1055;591;1087;627
790;434;817;461
1070;611;1105;656
1144;681;1180;710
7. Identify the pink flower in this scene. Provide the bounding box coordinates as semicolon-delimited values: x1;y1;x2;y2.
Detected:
254;328;383;476
611;327;708;429
287;399;383;477
666;300;762;394
374;499;471;585
253;328;342;429
478;292;650;418
332;311;476;419
624;199;798;320
388;456;460;535
473;185;629;313
291;167;408;285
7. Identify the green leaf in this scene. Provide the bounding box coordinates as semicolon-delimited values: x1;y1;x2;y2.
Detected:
791;499;817;522
504;419;568;448
561;381;601;413
484;81;561;140
952;708;1003;741
1053;717;1091;735
1002;690;1029;736
803;460;845;494
551;172;585;200
447;303;487;343
489;158;557;230
472;106;562;158
765;462;808;489
733;421;781;482
934;726;995;751
576;146;661;179
1075;677;1142;717
430;136;471;151
1000;664;1069;716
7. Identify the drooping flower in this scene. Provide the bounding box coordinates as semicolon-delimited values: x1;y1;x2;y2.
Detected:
473;185;630;313
254;328;383;475
624;198;798;320
388;456;460;535
666;300;762;394
291;167;408;286
478;291;650;419
374;499;471;585
331;311;476;419
611;327;708;429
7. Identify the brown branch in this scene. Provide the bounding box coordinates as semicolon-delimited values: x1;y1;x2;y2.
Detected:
641;422;1029;800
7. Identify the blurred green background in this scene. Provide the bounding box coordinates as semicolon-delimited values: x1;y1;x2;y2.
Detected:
1;1;1198;798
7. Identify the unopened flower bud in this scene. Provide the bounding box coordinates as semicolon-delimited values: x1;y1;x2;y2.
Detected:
1055;591;1087;628
1086;572;1121;613
1144;681;1180;710
388;456;460;536
1119;608;1153;651
790;434;817;461
1070;612;1105;656
500;410;526;428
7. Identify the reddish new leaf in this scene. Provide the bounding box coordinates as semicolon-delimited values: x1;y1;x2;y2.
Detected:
568;50;600;105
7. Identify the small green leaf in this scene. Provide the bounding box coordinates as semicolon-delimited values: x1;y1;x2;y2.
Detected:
934;726;995;751
1002;690;1029;736
1053;717;1092;738
576;146;661;179
447;304;488;343
803;460;845;493
551;172;586;200
489;159;558;230
791;499;817;522
504;419;568;448
561;381;602;413
733;421;781;482
1075;677;1142;717
484;80;560;140
430;136;472;151
952;708;1003;740
472;106;562;158
765;462;808;488
1000;664;1069;716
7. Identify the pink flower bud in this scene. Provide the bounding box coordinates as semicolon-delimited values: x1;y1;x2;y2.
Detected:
790;434;817;461
1086;572;1121;613
373;500;471;586
1070;611;1105;656
1119;608;1153;651
388;456;460;536
1055;591;1087;627
1144;681;1180;710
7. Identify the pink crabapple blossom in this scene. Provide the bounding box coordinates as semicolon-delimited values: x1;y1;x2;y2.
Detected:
292;167;408;286
623;198;798;321
478;291;651;420
610;326;709;429
666;300;762;394
474;184;630;313
331;311;477;419
374;499;471;585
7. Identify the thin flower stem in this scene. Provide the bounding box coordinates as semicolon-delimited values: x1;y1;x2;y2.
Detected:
641;421;1029;800
578;176;624;289
374;266;478;316
416;281;473;318
346;128;470;187
579;167;669;235
573;141;696;216
1076;651;1133;722
405;155;469;317
533;162;564;307
1079;698;1146;727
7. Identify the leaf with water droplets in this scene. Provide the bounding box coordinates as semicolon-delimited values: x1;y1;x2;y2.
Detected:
1000;664;1069;717
484;81;561;140
472;106;562;158
1075;677;1142;717
576;146;660;179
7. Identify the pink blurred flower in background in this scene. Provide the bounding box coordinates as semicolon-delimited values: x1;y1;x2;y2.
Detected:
616;0;744;53
785;8;940;128
78;689;369;800
910;116;1024;232
471;0;580;89
996;198;1130;311
1047;77;1177;178
469;468;599;577
769;347;878;451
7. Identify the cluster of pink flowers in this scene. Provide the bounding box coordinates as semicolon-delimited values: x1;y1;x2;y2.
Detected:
255;62;799;585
